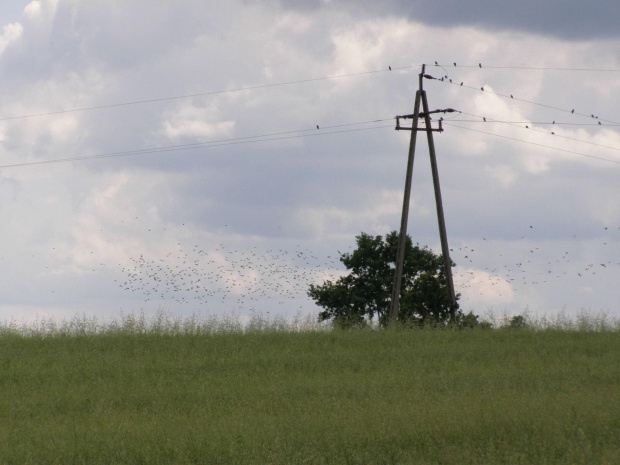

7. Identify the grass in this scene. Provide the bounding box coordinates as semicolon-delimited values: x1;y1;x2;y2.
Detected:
0;311;619;464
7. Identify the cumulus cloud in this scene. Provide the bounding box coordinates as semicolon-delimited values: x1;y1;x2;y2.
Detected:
0;22;23;54
0;1;618;323
162;105;235;141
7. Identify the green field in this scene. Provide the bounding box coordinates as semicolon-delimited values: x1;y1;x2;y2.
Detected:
1;314;619;464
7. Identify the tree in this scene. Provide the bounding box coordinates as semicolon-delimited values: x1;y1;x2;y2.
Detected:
308;231;463;327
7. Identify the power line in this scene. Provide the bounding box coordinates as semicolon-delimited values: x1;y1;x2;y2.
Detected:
0;66;419;122
443;122;620;164
0;120;394;169
448;119;620;127
454;110;620;153
427;74;620;125
433;63;620;72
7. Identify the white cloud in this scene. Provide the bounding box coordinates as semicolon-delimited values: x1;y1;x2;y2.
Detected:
162;105;235;140
454;267;515;306
485;164;518;187
24;0;58;21
0;23;23;54
24;1;43;19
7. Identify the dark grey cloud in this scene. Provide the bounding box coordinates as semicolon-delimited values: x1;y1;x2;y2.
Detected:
285;0;620;40
401;0;620;40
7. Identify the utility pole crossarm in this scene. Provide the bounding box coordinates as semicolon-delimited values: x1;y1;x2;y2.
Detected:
395;108;456;132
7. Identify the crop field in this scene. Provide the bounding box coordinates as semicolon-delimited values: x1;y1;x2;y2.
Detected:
1;313;619;464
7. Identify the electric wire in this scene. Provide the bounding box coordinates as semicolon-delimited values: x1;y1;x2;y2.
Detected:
454;110;620;153
0;66;419;122
448;120;620;127
427;75;620;125
0;120;394;169
433;63;620;72
443;122;620;164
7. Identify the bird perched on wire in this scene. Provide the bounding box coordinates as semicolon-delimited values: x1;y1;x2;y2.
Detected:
316;125;319;130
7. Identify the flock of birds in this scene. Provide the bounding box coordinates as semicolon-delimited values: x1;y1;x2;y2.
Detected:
449;225;619;302
0;215;616;311
115;237;344;309
109;220;619;309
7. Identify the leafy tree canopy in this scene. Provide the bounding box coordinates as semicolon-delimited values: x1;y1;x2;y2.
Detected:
308;231;472;328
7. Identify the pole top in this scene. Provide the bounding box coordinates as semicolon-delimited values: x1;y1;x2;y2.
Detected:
419;64;426;91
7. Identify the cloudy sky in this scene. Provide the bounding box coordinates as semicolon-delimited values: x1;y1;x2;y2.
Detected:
0;0;618;324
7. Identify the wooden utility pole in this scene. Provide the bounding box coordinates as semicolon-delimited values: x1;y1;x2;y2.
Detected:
388;64;457;324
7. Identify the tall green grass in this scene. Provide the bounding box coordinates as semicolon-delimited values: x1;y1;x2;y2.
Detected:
1;312;619;464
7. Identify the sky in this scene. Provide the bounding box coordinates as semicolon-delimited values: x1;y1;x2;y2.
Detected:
0;0;618;325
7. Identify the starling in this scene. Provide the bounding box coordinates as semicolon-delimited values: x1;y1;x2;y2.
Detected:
483;117;486;122
479;63;482;68
389;66;391;70
571;109;575;114
453;62;457;66
316;125;319;129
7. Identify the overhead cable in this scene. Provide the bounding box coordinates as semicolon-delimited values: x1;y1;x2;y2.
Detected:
434;63;620;72
0;66;419;122
455;110;620;153
443;122;620;164
428;75;620;125
0;121;393;169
